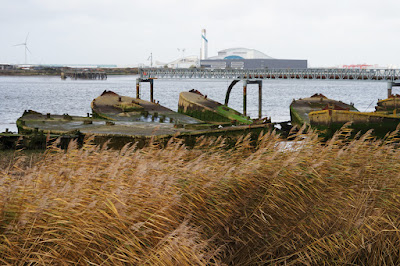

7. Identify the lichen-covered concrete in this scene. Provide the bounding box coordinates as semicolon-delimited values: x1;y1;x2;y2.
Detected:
92;90;201;124
290;94;358;126
178;91;252;124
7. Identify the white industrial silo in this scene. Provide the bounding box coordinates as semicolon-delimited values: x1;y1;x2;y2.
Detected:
200;29;208;60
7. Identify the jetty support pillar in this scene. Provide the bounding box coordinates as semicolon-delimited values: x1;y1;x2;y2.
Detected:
258;80;262;119
150;79;154;103
388;82;393;98
136;78;141;99
243;80;247;116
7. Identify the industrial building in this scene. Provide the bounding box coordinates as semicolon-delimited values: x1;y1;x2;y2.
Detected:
0;64;16;70
199;30;307;69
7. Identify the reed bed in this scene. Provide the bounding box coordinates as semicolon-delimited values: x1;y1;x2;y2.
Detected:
1;128;400;265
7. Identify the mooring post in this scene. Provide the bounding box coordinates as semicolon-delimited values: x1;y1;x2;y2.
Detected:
243;80;248;116
388;81;393;98
136;78;141;99
258;80;262;119
150;79;154;103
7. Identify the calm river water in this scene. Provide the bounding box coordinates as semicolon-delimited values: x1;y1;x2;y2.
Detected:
0;75;389;133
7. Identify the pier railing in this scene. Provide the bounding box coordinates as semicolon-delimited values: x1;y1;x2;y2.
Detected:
139;68;400;82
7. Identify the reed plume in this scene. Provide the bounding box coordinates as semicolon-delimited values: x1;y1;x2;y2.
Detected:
1;128;400;265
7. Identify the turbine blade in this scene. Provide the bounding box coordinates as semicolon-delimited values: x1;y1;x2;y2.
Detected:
25;32;30;43
26;46;32;54
14;43;25;46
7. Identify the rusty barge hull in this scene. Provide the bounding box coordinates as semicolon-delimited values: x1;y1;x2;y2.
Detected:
375;95;400;114
178;91;253;125
13;110;272;149
91;90;202;124
290;93;359;126
9;90;275;150
309;109;400;138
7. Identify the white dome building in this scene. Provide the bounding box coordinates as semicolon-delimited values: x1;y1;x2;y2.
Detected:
201;47;307;70
208;48;274;60
198;29;307;70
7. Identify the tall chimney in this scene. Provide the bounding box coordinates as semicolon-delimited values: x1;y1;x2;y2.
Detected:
200;29;208;60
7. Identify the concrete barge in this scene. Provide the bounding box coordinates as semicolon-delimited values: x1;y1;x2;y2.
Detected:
375;94;400;114
7;90;273;150
178;90;253;124
309;109;400;138
290;93;358;126
92;90;201;125
291;93;400;138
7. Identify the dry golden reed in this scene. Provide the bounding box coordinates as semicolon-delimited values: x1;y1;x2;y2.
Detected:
1;127;400;265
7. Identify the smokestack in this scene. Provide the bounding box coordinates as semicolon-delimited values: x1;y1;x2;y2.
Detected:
201;29;208;60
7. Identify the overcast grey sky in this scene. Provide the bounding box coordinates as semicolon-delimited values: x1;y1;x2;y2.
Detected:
1;0;400;67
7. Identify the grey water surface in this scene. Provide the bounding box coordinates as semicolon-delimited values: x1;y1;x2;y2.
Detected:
0;75;388;133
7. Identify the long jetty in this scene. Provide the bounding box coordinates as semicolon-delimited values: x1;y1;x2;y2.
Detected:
139;68;400;81
61;71;107;80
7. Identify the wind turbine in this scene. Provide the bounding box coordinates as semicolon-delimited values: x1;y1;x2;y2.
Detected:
177;48;186;68
177;48;186;62
14;33;31;65
147;52;153;67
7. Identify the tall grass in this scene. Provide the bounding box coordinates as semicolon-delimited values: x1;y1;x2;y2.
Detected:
1;128;400;265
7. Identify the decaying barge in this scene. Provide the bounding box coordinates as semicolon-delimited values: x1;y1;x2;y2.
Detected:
291;93;400;138
178;90;253;125
375;94;400;114
91;90;201;124
290;93;358;126
10;90;273;149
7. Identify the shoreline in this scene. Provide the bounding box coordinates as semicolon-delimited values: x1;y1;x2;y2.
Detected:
0;68;139;76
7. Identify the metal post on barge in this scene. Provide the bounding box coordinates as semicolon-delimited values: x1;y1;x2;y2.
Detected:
225;80;240;106
136;78;155;102
225;79;263;118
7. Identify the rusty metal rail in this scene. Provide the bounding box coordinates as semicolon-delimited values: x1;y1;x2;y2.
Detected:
139;68;400;82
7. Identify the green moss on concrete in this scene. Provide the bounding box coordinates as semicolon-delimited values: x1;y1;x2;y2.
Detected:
184;123;228;130
290;106;306;126
178;107;231;123
178;106;252;125
215;106;252;125
179;124;273;148
114;103;143;112
312;121;400;139
16;119;32;134
91;111;115;120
